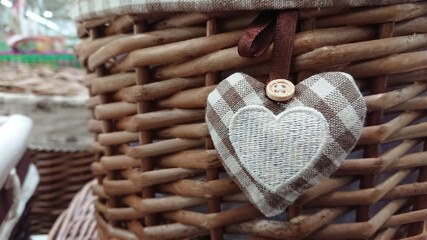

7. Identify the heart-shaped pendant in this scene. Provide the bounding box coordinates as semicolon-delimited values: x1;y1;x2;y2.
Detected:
206;72;366;216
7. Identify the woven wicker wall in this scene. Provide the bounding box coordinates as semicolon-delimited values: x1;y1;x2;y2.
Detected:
30;151;94;234
74;3;427;239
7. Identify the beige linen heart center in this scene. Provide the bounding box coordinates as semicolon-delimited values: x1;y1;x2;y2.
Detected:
229;105;330;192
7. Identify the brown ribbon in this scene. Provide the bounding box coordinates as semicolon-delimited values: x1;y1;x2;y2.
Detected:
238;10;298;85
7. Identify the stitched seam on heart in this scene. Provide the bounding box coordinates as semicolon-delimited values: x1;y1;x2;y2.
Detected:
229;105;330;193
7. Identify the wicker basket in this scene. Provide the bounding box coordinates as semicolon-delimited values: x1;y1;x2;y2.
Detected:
47;179;98;240
0;65;95;234
73;2;427;239
30;150;94;234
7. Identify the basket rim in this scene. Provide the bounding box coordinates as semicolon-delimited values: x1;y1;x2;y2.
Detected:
71;0;424;21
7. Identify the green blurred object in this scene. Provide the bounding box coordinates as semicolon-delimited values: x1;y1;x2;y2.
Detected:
0;42;11;51
0;54;81;68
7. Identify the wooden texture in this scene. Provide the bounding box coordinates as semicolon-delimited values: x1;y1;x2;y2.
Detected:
72;4;427;240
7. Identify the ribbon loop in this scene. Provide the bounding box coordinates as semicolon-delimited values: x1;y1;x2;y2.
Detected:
238;11;277;58
238;10;298;83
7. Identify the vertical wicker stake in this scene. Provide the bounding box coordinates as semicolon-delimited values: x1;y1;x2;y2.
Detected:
86;33;102;182
295;17;315;85
357;22;394;222
134;21;157;227
205;17;224;240
408;139;427;235
91;26;120;227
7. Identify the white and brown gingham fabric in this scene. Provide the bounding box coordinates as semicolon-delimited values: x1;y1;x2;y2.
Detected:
206;72;366;216
70;0;422;21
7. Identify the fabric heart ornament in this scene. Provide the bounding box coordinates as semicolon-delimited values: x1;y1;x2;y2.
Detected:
206;72;366;216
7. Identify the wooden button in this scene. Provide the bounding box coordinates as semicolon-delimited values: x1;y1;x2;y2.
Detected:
266;79;295;102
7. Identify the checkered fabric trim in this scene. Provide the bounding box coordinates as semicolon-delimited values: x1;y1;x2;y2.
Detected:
206;72;366;216
70;0;422;21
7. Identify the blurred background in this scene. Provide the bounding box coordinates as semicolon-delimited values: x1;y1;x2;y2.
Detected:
1;1;93;240
1;0;79;54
